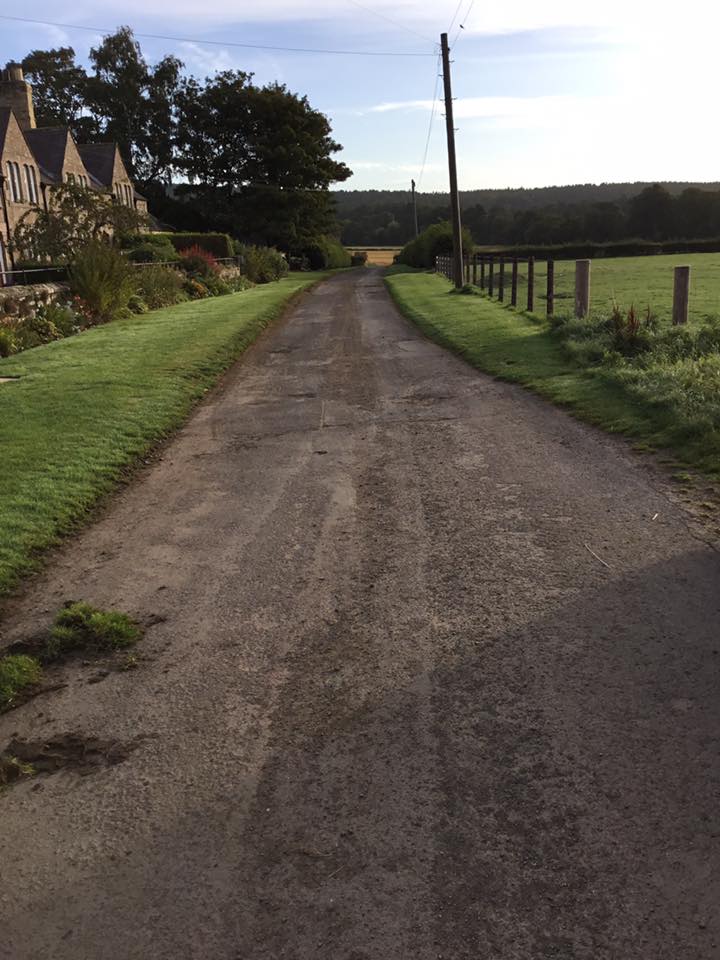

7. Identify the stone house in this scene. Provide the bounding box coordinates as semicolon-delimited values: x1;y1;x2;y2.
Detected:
0;62;147;280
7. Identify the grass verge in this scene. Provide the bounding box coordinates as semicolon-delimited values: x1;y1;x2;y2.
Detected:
46;602;141;660
0;655;42;711
0;274;325;598
384;269;720;478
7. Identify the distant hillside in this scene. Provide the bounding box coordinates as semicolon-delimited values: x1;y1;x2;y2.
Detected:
334;182;720;213
334;182;720;247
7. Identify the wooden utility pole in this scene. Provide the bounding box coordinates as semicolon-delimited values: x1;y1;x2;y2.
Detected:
440;32;463;289
411;179;419;238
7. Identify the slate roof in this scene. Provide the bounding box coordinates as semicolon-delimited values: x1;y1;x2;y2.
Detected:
0;107;12;156
77;142;117;186
24;127;69;182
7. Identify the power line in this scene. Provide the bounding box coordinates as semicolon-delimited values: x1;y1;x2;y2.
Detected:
447;0;465;36
344;0;436;44
450;0;475;48
417;52;442;191
0;14;436;58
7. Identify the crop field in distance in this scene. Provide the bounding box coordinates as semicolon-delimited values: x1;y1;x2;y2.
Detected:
348;247;400;267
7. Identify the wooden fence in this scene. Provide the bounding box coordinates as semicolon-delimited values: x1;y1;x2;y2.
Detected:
435;254;693;325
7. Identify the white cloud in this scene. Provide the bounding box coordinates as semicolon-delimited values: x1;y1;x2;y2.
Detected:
369;94;606;127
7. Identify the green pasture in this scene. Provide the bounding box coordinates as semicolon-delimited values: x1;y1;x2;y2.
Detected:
520;253;720;325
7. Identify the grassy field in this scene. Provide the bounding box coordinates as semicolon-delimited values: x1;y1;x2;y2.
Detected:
0;274;323;599
498;252;720;326
348;247;400;267
385;268;720;480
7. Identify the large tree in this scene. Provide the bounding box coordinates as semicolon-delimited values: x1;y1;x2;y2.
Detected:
175;73;351;249
84;27;182;183
22;47;90;136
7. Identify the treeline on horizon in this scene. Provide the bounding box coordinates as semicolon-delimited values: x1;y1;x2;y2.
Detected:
335;183;720;248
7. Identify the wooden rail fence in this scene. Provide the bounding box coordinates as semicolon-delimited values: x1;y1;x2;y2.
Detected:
435;254;692;324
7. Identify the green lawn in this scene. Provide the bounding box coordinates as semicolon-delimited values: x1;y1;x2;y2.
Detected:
0;275;323;598
385;269;720;479
510;252;720;326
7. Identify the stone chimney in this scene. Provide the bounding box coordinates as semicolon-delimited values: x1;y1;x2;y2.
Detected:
0;62;37;131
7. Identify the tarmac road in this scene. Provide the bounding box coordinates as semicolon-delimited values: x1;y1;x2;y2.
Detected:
1;268;719;959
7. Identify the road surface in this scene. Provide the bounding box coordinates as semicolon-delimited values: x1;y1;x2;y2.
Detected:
1;269;719;959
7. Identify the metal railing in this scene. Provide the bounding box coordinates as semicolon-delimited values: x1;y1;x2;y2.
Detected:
0;265;68;287
1;255;243;287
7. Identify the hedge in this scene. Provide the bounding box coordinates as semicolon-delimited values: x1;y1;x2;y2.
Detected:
156;232;235;259
398;221;475;269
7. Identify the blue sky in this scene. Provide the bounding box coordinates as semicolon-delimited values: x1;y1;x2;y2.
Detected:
2;1;716;192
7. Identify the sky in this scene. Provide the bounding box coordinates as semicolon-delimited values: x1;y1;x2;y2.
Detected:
1;1;718;193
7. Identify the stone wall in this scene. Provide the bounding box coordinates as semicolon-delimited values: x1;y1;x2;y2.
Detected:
0;282;69;322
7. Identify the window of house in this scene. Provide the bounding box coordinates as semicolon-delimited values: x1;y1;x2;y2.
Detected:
24;165;38;204
7;162;23;202
67;172;75;185
0;236;8;285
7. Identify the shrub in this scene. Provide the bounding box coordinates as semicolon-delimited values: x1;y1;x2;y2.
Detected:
229;275;254;292
203;273;232;297
398;221;475;269
606;302;655;357
45;602;141;660
288;255;310;271
183;277;210;299
235;244;288;283
178;245;219;279
68;242;136;324
299;236;351;270
351;251;368;267
37;301;80;337
16;312;62;350
127;295;149;314
135;264;186;310
161;232;234;258
126;240;178;263
0;654;42;711
0;327;17;357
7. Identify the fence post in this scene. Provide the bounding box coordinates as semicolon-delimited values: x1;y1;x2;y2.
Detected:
527;257;535;312
511;259;518;307
472;255;478;286
575;259;591;318
480;258;486;291
488;258;495;297
673;266;690;324
464;255;470;285
498;258;505;302
546;259;555;317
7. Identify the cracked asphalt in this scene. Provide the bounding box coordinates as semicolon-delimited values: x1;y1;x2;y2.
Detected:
1;268;719;959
